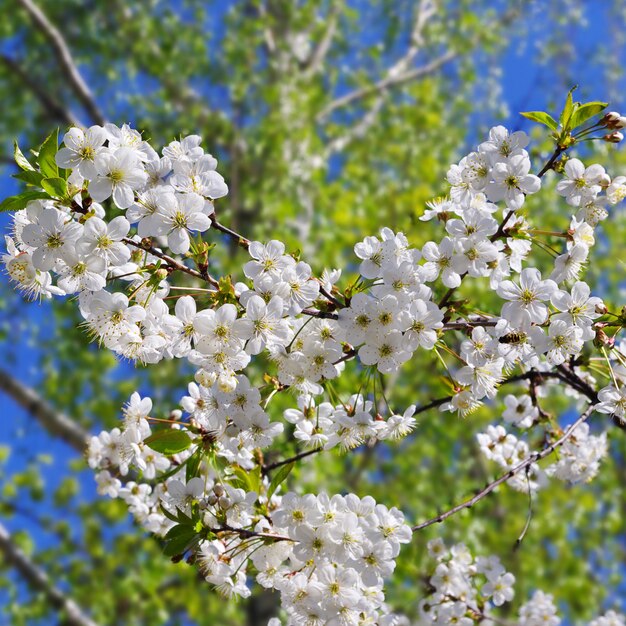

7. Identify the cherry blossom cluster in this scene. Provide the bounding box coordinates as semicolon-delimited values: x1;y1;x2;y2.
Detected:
416;540;625;626
4;112;626;623
87;394;412;622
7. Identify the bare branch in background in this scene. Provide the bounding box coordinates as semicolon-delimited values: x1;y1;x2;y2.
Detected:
412;404;596;531
16;0;106;125
302;0;343;76
0;521;99;626
0;368;89;452
0;54;79;127
317;0;443;121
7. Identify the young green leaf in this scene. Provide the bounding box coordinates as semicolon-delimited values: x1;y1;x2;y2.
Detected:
267;461;295;502
144;429;192;455
0;191;51;213
163;525;198;557
13;141;35;171
13;170;44;187
520;111;558;131
38;129;59;179
41;177;68;199
559;85;578;131
569;101;608;130
186;449;202;482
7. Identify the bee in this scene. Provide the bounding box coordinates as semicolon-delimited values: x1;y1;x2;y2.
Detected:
499;331;527;345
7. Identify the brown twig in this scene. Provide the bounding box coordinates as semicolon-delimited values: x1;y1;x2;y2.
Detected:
411;404;595;531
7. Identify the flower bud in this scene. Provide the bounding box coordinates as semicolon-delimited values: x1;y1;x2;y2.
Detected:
155;268;169;281
604;131;624;143
170;409;182;420
213;483;225;497
195;368;217;387
599;173;612;187
218;496;232;510
601;111;621;127
207;494;218;506
217;373;237;393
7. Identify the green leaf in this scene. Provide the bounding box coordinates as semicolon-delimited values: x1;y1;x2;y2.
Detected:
186;449;202;482
229;465;252;490
267;461;294;501
14;141;35;171
0;191;51;213
38;129;59;179
160;505;180;523
13;170;44;187
559;85;578;130
144;429;192;455
520;111;558;131
41;177;68;199
163;525;198;557
569;101;608;130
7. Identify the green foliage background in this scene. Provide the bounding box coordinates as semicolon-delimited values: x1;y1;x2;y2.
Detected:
1;1;626;624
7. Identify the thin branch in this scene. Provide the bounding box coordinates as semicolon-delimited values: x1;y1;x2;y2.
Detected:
0;521;99;626
209;524;293;543
16;0;106;125
123;238;219;288
411;403;596;532
262;448;320;473
318;50;454;121
0;368;88;452
318;0;441;120
210;216;251;249
0;54;79;126
302;1;343;76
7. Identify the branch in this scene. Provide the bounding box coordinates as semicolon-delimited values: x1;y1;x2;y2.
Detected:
411;403;596;532
302;1;343;76
0;521;99;626
0;368;88;452
261;369;587;476
0;54;79;126
16;0;106;125
318;49;454;121
210;216;251;249
123;238;220;288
